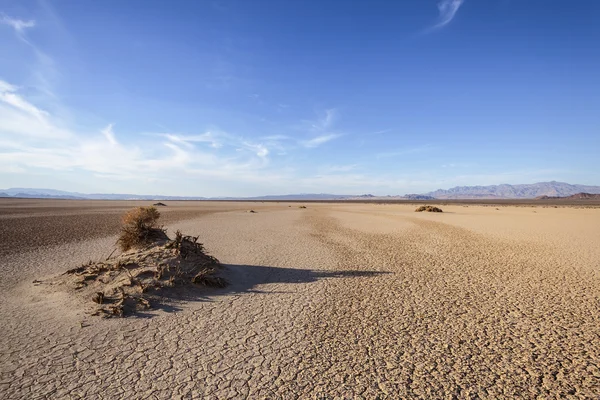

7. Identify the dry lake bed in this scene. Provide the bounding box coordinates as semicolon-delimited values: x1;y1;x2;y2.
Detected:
1;199;599;399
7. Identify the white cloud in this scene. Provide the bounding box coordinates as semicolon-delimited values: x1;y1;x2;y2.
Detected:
0;84;566;196
370;129;391;135
161;131;225;149
1;12;59;98
312;108;337;130
243;142;269;158
0;81;17;92
302;133;342;148
160;131;272;161
430;0;464;31
0;81;47;119
0;14;35;34
323;108;336;128
0;80;70;139
101;124;118;145
261;134;291;141
0;81;277;185
297;108;344;148
162;133;194;148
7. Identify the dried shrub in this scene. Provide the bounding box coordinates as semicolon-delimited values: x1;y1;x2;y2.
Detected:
57;206;229;318
415;205;443;213
117;206;166;251
63;230;226;318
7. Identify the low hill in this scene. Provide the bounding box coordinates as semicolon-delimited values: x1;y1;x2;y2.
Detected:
404;194;436;200
537;192;600;200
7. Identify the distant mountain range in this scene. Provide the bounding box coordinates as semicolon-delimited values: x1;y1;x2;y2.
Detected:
1;181;599;200
423;181;600;199
0;188;352;201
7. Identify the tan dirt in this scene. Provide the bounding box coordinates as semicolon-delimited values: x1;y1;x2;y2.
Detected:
0;200;599;399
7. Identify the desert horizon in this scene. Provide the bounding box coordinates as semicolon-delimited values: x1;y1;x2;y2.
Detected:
1;199;599;398
2;180;600;201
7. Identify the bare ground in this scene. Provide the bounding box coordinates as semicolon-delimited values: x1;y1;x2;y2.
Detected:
0;200;599;399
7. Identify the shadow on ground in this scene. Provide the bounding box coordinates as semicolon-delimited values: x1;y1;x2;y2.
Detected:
136;265;390;317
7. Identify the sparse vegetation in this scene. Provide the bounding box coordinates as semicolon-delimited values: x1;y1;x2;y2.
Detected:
415;205;443;213
55;207;228;317
299;205;307;209
117;206;165;251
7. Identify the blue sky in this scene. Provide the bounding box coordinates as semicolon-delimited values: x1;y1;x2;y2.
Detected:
0;0;598;196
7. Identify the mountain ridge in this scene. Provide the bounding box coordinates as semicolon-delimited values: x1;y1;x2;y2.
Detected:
0;188;352;201
424;181;600;199
2;181;600;200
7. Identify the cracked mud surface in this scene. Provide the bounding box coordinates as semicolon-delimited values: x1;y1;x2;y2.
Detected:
1;200;599;398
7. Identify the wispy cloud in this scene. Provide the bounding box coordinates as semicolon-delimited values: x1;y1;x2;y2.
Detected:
1;12;58;97
0;82;566;195
376;144;435;159
302;133;342;148
0;79;69;139
428;0;464;31
0;13;35;36
261;134;291;141
370;129;392;135
101;124;118;145
159;131;272;163
247;93;262;105
441;162;473;168
0;80;277;182
0;82;48;120
160;132;225;149
299;108;343;148
0;81;17;92
312;108;337;130
242;142;269;159
0;72;348;194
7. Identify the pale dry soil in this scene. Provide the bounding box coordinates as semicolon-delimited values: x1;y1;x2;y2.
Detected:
1;201;599;399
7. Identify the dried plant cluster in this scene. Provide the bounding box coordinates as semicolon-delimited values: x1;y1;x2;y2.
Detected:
59;207;227;317
415;205;443;213
117;206;165;251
